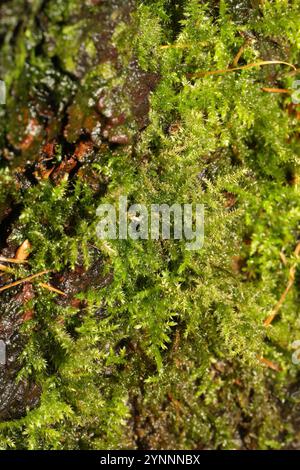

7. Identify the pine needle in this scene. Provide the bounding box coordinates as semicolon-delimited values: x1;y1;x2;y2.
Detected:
160;41;208;50
188;60;296;78
261;87;290;94
39;282;67;297
0;255;28;264
232;40;252;67
264;241;300;327
0;264;13;272
160;43;191;49
0;270;51;293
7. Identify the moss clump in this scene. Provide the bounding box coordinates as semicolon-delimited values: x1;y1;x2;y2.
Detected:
0;0;300;450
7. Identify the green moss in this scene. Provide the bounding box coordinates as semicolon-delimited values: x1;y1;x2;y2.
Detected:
0;0;300;450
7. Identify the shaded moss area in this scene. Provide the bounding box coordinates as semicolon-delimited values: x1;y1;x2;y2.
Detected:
0;0;300;450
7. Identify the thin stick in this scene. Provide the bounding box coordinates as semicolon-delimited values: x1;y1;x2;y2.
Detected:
39;282;67;297
0;270;51;293
188;60;296;78
264;242;300;326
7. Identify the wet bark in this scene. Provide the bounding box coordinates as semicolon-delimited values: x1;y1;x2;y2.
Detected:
0;0;157;421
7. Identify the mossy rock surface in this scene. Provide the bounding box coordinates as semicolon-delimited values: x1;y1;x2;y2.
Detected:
0;0;300;450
